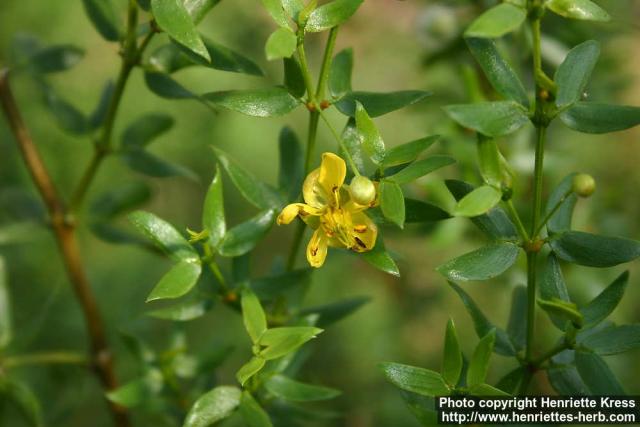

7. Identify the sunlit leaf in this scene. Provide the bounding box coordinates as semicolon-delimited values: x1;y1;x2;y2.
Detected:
151;0;210;61
183;386;242;427
379;363;449;397
437;243;520;282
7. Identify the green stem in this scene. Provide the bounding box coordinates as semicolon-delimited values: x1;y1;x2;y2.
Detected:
315;27;339;101
318;109;360;176
3;351;88;369
504;200;529;243
531;126;547;237
532;188;573;237
296;39;317;104
531;341;569;368
69;5;155;212
203;243;228;291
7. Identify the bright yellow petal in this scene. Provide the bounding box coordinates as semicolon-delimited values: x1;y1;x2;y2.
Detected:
306;229;329;268
277;203;323;225
302;169;328;209
318;153;346;207
350;212;377;253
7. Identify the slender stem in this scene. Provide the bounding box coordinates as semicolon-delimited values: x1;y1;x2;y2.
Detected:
318;110;360;175
531;341;569;368
3;351;88;369
504;200;529;243
286;112;320;271
69;5;155;212
316;27;339;101
0;71;131;427
531;126;547;237
533;188;573;237
296;40;317;104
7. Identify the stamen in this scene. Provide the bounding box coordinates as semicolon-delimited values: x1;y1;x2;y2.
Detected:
354;237;367;249
311;247;318;256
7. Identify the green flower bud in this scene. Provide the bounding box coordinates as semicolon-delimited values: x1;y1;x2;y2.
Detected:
572;173;596;198
349;175;376;206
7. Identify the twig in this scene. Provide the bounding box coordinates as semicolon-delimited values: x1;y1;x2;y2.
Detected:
0;69;131;427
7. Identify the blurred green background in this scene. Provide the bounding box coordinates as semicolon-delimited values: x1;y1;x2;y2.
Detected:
1;0;640;426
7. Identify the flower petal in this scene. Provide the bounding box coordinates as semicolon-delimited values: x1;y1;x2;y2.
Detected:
302;169;328;209
318;153;346;207
306;229;329;268
350;212;377;253
277;203;322;225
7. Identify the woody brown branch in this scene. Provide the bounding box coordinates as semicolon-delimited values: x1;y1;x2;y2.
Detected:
0;69;130;427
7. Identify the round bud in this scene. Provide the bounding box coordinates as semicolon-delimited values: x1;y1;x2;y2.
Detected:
349;176;376;206
572;173;596;198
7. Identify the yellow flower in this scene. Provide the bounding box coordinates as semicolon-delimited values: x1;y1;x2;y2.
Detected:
278;152;378;268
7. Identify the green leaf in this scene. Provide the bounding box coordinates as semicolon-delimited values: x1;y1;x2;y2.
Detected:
506;286;527;351
250;269;312;302
305;0;364;32
203;168;226;247
239;392;273;427
259;326;323;360
575;350;625;395
213;148;283;209
89;81;114;129
82;0;121;41
122;113;174;149
242;289;267;343
106;369;163;408
282;0;304;20
445;101;529;137
184;0;222;24
448;282;516;356
496;366;526;395
537;298;584;328
469;383;509;396
299;296;370;327
278;127;304;199
264;375;341;402
550;231;640;268
464;3;526;38
467;330;495;386
581;271;628;327
236;357;266;386
539;254;571;330
329;48;353;99
43;87;88;135
452;185;502;218
218;210;276;257
204;88;300;117
546;173;578;233
548;352;589;396
147;299;213;321
0;257;11;349
379;180;405;229
379;363;449;397
335;90;431;117
149;39;263;76
129;211;198;262
560;102;640;134
547;0;610;22
355;101;385;164
442;319;463;387
476;135;503;188
144;71;199;100
404;199;451;223
283;57;306;98
183;385;242;427
151;0;210;61
27;45;85;74
445;180;518;241
265;27;297;60
0;379;43;427
437;243;519;282
555;40;600;108
147;260;202;302
381;135;439;169
361;238;400;276
122;150;197;180
580;324;640;355
387;156;455;185
466;38;528;107
260;0;289;28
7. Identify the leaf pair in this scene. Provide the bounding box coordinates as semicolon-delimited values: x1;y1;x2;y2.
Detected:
381;323;506;401
238;289;322;386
